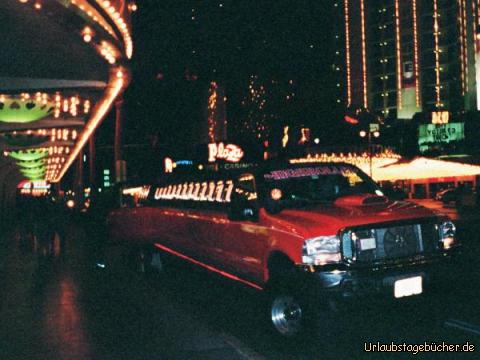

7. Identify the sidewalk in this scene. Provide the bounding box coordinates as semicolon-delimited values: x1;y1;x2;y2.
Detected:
0;221;263;360
411;199;480;340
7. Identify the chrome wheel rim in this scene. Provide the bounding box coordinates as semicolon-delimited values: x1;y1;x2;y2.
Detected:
271;295;303;336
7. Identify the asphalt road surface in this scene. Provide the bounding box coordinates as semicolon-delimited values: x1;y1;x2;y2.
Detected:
1;203;479;360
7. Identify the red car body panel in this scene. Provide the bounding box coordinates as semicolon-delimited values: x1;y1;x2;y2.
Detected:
108;195;438;287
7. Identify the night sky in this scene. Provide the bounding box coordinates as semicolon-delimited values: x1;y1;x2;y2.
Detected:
106;1;339;155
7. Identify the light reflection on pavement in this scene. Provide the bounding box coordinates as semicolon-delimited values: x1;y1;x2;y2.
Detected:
0;213;479;359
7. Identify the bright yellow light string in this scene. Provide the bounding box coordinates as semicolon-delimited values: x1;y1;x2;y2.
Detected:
52;70;125;182
95;0;133;59
412;0;421;107
207;81;218;143
360;0;368;108
462;0;469;93
458;0;466;95
472;0;477;54
395;0;402;110
289;150;401;176
433;0;442;108
344;0;352;106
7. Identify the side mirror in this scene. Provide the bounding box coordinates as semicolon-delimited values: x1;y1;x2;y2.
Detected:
228;192;259;221
264;197;283;214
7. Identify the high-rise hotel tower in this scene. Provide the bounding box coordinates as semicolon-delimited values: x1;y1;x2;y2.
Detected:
332;0;480;120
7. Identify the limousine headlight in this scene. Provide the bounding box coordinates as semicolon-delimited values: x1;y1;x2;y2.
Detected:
302;235;341;265
440;221;456;250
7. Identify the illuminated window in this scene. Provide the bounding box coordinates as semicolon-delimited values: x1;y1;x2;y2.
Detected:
224;180;234;203
214;181;225;202
207;182;216;202
199;182;208;201
187;182;195;199
192;182;201;200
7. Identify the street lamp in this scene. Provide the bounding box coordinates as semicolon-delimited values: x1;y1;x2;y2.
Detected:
359;128;380;177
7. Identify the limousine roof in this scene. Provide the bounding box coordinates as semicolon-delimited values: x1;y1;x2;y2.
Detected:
153;161;360;185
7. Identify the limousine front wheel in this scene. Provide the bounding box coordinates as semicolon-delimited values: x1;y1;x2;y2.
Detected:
270;294;304;337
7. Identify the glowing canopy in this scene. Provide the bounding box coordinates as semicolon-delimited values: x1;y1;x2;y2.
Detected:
373;157;480;182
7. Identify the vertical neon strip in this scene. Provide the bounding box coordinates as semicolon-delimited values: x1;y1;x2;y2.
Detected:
459;0;466;95
463;0;469;93
472;0;477;54
395;0;402;110
412;0;420;107
433;0;442;107
344;0;352;106
360;0;368;108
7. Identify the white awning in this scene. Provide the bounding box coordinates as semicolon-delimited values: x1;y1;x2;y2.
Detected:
373;157;480;182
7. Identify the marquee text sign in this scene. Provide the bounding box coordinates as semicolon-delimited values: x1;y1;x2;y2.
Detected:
208;142;244;163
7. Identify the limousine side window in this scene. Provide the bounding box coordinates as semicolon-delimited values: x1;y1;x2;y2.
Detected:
151;179;234;210
229;174;259;221
122;186;151;207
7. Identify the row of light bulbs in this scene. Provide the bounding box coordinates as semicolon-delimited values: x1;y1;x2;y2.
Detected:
18;0;42;10
97;0;134;59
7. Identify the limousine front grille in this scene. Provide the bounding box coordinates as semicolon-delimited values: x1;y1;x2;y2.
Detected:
341;220;440;263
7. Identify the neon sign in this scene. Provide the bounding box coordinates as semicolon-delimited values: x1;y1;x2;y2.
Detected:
431;111;449;124
208;142;244;163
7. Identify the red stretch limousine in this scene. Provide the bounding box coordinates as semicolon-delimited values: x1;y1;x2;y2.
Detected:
107;162;459;336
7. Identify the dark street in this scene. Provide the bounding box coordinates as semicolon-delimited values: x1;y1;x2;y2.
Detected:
1;200;479;360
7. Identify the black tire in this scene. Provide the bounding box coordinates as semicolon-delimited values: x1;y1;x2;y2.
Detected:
265;257;313;338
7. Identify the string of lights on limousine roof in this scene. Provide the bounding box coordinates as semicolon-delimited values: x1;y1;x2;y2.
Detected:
289;150;402;176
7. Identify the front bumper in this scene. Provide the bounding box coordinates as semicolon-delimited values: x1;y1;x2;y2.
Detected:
298;250;460;302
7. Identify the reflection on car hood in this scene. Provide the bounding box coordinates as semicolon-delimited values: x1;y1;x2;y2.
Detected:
269;199;438;239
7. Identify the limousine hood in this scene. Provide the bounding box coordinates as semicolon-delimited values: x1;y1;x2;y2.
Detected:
267;197;439;239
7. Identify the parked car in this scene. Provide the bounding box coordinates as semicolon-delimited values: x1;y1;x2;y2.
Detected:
436;187;477;207
435;188;457;203
107;162;459;337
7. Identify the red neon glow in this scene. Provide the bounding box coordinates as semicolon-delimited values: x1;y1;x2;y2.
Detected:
344;115;359;124
153;243;263;291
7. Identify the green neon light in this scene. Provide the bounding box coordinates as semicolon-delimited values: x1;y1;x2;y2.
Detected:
17;159;46;169
20;168;46;176
9;150;48;161
24;175;45;181
0;99;54;123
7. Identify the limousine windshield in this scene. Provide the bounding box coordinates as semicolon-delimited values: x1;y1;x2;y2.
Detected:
263;164;382;207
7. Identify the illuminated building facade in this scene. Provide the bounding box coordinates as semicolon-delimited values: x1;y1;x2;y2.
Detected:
0;0;133;180
333;0;479;120
204;81;227;143
0;0;134;216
